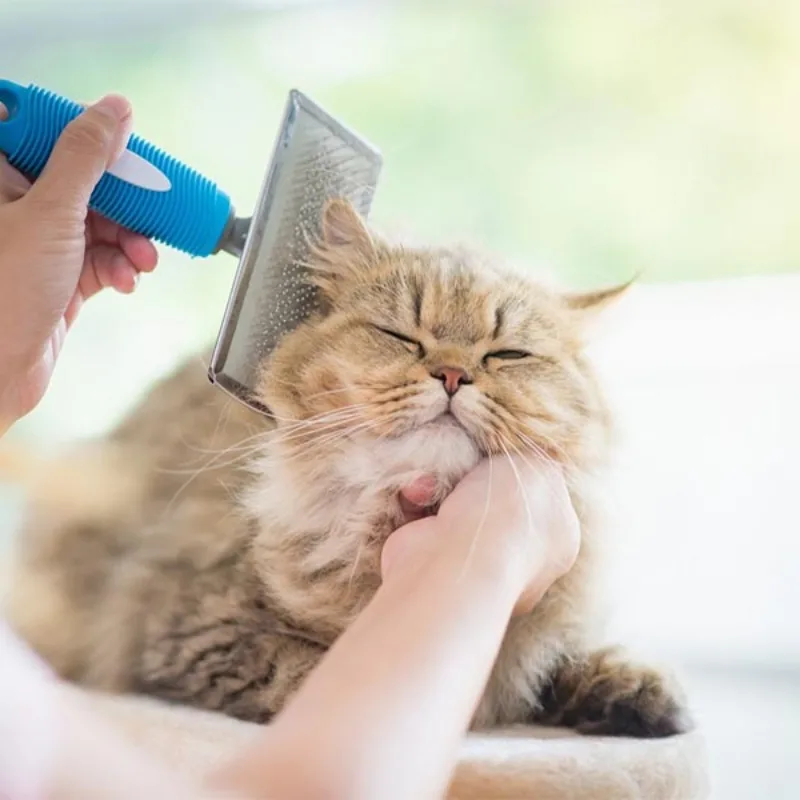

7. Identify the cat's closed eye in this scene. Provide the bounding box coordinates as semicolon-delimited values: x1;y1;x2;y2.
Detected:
484;349;532;362
374;326;426;357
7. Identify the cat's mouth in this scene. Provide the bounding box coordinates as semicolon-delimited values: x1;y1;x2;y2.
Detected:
428;409;468;432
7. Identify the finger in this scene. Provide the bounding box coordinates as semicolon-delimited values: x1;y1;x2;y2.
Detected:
0;155;31;202
26;95;133;214
381;517;440;579
86;210;120;243
461;454;561;497
87;213;158;272
1;97;34;199
118;228;158;272
84;245;139;296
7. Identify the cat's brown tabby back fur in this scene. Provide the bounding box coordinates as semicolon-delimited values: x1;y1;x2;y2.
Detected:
5;199;690;737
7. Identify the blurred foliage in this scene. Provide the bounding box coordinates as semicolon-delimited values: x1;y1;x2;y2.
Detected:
3;0;799;443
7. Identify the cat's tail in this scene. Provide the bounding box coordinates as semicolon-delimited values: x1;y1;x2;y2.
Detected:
3;442;149;685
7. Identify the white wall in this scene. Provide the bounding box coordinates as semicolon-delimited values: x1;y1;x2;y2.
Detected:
590;275;800;668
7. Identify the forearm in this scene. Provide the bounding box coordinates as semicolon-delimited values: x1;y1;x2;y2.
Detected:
211;535;530;800
48;694;205;800
0;623;209;800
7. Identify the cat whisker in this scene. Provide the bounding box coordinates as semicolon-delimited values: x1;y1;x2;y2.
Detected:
517;431;580;478
216;477;239;505
277;419;384;464
207;396;236;449
499;440;535;543
269;409;369;446
478;392;581;476
516;426;566;460
265;374;363;403
160;428;273;474
298;382;419;405
156;444;265;477
499;434;580;529
514;434;557;468
346;539;367;594
268;408;380;449
266;406;375;441
374;385;425;404
304;385;362;401
161;443;268;515
479;394;571;463
268;403;372;427
457;453;494;583
171;431;269;463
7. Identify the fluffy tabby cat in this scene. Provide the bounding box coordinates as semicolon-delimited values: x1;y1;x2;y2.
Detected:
5;199;689;737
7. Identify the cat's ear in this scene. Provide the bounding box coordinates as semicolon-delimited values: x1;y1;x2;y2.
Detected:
321;198;376;261
562;277;635;318
311;199;377;301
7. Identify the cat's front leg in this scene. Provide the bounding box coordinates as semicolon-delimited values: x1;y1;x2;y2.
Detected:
134;624;326;725
532;646;693;738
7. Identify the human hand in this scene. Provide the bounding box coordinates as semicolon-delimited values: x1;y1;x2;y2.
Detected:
0;95;158;428
385;457;581;615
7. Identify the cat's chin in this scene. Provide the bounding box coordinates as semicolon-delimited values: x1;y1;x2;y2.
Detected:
370;414;481;486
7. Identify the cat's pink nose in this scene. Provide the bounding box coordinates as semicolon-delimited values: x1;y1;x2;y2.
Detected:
430;365;472;396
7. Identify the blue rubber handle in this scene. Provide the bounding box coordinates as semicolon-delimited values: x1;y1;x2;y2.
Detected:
0;80;232;258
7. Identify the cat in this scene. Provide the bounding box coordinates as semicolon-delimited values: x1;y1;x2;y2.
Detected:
4;198;689;737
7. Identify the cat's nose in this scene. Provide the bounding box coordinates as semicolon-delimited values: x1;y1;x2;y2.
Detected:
430;366;472;396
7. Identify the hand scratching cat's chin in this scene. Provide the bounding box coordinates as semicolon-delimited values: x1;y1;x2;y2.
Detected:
367;416;481;508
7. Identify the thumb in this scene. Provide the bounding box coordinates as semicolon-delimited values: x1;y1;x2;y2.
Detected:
381;517;440;579
26;94;132;214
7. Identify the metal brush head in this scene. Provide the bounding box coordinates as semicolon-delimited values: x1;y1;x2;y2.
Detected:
208;90;382;413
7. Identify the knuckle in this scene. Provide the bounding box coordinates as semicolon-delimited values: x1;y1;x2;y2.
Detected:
61;113;113;154
25;187;69;217
0;159;29;200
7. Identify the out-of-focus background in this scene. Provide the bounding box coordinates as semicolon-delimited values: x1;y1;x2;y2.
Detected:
1;1;798;796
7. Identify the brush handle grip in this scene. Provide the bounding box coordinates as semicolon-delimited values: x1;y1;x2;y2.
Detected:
0;80;232;257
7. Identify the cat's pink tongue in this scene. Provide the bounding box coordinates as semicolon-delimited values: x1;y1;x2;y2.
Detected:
400;475;438;507
398;475;438;522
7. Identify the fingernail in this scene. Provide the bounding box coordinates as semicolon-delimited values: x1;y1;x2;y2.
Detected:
91;94;132;124
109;254;135;294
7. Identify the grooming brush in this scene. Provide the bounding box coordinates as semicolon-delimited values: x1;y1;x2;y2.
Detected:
0;80;383;413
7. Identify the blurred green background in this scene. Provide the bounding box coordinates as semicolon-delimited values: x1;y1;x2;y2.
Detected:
2;0;799;443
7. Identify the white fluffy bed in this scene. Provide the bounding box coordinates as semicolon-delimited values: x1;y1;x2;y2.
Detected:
0;542;708;799
70;686;709;799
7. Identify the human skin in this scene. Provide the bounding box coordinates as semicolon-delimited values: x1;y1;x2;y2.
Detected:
0;95;157;433
0;98;579;800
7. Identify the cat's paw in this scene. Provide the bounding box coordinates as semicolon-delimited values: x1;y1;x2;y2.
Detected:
535;647;692;738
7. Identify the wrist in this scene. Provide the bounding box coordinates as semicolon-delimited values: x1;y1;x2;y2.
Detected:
431;515;557;618
428;516;528;613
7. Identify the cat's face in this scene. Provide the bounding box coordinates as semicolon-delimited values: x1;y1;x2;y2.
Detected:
259;200;624;477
